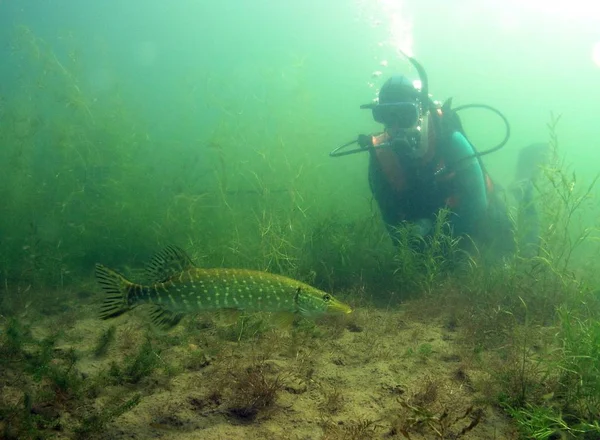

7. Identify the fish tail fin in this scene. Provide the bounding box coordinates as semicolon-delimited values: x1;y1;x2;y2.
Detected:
95;264;136;319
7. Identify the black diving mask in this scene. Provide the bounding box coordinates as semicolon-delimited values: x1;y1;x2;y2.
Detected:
371;101;420;128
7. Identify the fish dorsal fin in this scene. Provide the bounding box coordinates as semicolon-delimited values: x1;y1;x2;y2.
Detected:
146;245;195;283
147;305;184;331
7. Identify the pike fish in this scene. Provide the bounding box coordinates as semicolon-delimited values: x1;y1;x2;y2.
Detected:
96;245;352;330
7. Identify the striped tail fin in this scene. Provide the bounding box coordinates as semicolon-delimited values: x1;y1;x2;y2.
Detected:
95;264;135;319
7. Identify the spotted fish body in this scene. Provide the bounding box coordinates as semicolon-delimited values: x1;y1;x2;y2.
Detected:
96;247;352;329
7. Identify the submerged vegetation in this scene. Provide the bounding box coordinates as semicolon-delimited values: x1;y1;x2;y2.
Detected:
1;26;599;439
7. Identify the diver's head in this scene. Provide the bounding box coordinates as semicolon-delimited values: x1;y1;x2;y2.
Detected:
373;75;421;130
370;75;430;156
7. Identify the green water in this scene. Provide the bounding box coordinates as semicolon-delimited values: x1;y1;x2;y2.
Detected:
1;1;599;439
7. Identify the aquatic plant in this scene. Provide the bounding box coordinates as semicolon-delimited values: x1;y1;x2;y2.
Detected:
1;23;389;308
224;362;284;421
417;343;434;360
43;347;83;404
554;306;600;425
183;346;211;371
254;207;301;276
394;396;482;439
301;215;393;293
318;384;346;415
321;418;379;440
0;320;84;403
535;114;599;276
0;317;141;439
108;337;161;385
490;298;553;410
92;325;116;358
455;116;600;437
73;393;141;439
391;208;463;296
1;24;157;286
0;391;54;440
506;403;600;440
488;286;600;437
0;317;31;358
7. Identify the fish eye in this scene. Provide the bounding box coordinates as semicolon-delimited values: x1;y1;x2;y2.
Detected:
322;294;331;302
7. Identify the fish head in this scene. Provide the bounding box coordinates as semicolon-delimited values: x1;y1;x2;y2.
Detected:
296;285;352;317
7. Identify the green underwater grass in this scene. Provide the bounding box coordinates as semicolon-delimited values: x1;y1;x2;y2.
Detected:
458;116;600;437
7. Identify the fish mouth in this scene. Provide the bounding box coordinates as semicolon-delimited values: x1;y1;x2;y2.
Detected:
329;301;353;314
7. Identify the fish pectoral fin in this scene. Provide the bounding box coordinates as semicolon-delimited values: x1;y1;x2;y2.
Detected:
147;305;184;331
272;311;297;329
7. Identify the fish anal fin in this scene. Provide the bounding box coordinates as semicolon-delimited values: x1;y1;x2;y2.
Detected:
145;245;196;283
147;305;184;331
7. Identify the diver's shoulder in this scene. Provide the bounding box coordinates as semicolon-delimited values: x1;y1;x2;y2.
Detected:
448;130;470;146
439;130;471;152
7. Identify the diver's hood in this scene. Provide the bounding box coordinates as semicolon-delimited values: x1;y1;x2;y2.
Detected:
378;75;421;104
367;51;433;158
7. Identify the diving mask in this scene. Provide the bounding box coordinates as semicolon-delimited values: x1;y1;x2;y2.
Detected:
370;101;420;128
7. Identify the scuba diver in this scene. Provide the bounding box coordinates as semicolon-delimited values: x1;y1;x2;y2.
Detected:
331;53;546;261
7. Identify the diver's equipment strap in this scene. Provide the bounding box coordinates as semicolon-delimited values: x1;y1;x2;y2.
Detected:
328;136;369;157
330;133;391;157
